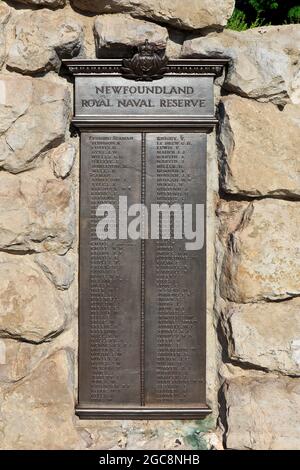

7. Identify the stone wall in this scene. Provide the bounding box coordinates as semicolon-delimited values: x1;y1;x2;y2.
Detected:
0;0;299;450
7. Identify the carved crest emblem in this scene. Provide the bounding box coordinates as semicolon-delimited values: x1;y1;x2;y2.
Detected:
121;40;168;81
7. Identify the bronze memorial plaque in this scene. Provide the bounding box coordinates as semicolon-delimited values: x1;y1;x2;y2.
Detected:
64;43;227;419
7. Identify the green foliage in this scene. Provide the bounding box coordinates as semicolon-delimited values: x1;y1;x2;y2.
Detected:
227;0;300;30
227;9;249;31
288;6;300;22
248;16;270;28
227;8;269;30
249;0;279;13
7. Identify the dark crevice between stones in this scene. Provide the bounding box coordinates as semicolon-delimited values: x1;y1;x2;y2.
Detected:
225;358;272;375
217;384;228;449
216;317;232;366
167;28;186;49
219;87;232;97
263;295;300;304
69;122;80;138
5;63;57;78
218;188;300;203
95;42;137;60
277;104;286;111
4;0;65;12
58;63;74;84
216;319;230;449
0;248;37;256
215;102;228;196
0;328;64;345
222;294;300;306
68;3;98;19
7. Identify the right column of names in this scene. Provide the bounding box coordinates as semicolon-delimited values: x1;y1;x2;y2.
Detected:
145;133;207;407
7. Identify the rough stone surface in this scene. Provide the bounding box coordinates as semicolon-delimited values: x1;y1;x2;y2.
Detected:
0;338;49;383
0;256;69;343
0;74;70;173
223;376;300;450
219;96;300;198
0;350;83;450
182;25;300;105
0;166;75;254
72;0;235;31
292;69;300;104
224;299;300;375
49;142;76;179
7;10;84;74
0;3;10;24
217;200;249;241
220;200;300;303
12;0;66;7
34;252;75;290
0;3;10;69
94;14;168;58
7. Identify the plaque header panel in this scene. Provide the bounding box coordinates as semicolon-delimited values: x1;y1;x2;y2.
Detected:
75;76;214;119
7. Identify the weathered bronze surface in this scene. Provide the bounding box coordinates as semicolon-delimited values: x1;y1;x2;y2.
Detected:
64;46;227;419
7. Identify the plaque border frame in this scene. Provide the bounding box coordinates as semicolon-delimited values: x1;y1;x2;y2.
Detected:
64;57;228;420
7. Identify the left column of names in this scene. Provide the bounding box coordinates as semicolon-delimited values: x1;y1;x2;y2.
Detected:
79;132;142;408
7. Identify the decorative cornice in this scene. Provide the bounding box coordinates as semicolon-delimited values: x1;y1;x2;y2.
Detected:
62;58;228;78
167;64;224;77
65;64;121;75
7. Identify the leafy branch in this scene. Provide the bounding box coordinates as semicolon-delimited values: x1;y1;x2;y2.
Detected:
227;0;300;31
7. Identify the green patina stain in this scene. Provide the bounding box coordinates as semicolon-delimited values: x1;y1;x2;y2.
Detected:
194;416;215;432
183;416;216;450
185;433;208;450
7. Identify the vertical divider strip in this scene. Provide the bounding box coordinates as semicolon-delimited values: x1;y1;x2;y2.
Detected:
141;132;146;407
